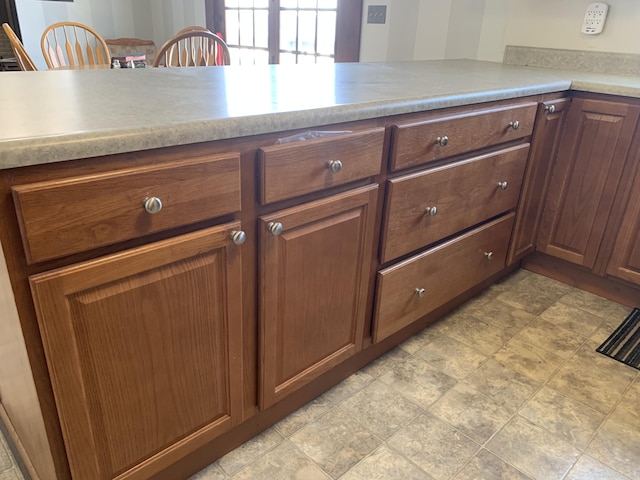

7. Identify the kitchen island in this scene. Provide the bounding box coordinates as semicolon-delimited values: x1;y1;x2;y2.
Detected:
1;60;639;480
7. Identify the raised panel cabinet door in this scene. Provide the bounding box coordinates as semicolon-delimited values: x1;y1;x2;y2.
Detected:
508;98;569;265
606;162;640;285
259;185;378;409
538;98;640;269
29;222;244;480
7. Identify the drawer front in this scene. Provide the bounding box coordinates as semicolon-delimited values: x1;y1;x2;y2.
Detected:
390;102;537;171
373;213;515;343
258;128;385;204
13;153;241;263
381;143;528;263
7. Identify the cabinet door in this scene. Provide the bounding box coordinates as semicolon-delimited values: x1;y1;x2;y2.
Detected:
606;162;640;285
29;222;244;480
259;185;378;409
508;98;569;265
538;98;640;269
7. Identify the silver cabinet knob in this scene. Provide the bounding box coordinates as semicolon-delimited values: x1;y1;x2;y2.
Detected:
267;222;283;236
509;120;520;130
484;251;494;260
143;196;163;214
497;181;508;190
425;206;438;216
545;104;556;114
415;288;426;298
230;230;246;245
436;136;449;147
327;160;343;173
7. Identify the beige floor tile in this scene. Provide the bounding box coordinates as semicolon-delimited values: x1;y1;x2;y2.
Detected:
360;346;410;377
586;418;640;479
486;416;580;480
289;408;380;478
558;289;633;321
429;383;513;443
495;274;572;316
515;319;586;359
341;445;435;480
413;335;487;380
217;427;284;475
454;449;532;480
189;463;227;480
398;326;444;354
0;438;12;473
493;336;564;383
591;314;630;345
468;299;537;337
445;314;516;355
338;380;423;440
608;381;640;431
378;355;457;408
570;341;638;385
0;469;21;480
319;370;374;404
388;413;479;480
518;386;605;449
564;454;632;480
462;359;541;413
274;396;334;437
539;302;606;337
230;441;330;480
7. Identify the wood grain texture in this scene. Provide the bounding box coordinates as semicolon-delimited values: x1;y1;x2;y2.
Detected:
390;102;537;171
507;98;569;265
259;185;378;409
538;98;640;269
29;222;244;480
258;129;384;204
374;213;515;343
381;144;528;263
13;153;240;264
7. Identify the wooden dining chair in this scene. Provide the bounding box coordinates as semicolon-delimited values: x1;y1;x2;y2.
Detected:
153;30;230;67
2;23;37;71
176;26;211;35
41;21;110;69
105;37;157;66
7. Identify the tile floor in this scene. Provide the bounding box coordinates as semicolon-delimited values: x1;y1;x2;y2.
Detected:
1;269;639;480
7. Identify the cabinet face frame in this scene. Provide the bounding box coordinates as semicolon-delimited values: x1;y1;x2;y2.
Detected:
258;185;378;409
29;222;244;480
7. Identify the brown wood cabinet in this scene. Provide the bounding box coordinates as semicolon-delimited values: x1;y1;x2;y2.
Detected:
538;97;640;270
29;222;244;480
259;185;378;408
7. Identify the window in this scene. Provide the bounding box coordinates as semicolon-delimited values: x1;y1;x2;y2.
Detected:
206;0;362;65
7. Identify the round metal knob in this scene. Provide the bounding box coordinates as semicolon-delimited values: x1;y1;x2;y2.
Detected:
415;288;426;298
267;222;283;236
509;120;520;130
497;181;508;190
327;160;343;173
484;251;494;260
230;230;246;245
143;196;163;214
545;104;556;114
425;206;438;216
436;136;449;147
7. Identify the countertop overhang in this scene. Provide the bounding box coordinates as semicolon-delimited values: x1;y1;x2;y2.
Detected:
1;59;639;170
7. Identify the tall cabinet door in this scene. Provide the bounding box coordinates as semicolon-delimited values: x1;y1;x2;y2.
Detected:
259;185;378;409
538;98;640;269
29;222;244;480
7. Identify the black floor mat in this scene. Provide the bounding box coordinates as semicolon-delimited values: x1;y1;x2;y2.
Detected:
597;308;640;370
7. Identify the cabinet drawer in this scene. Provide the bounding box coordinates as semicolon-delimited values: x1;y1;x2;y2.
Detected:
381;144;528;263
373;213;514;343
390;102;537;171
13;153;241;263
258;128;385;204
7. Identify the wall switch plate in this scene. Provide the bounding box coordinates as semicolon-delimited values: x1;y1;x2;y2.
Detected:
367;5;386;24
582;3;609;34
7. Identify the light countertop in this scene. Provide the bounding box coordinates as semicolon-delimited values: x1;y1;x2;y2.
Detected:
1;59;639;170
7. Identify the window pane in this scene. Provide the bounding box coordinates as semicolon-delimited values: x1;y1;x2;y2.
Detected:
228;46;241;65
254;9;268;48
280;52;297;64
316;55;334;64
239;9;254;46
280;0;298;8
318;0;337;8
298;11;316;54
226;0;239;7
254;0;269;7
225;10;240;45
280;10;297;51
238;0;253;8
298;0;317;9
297;53;316;64
239;48;257;65
254;49;269;64
316;11;335;55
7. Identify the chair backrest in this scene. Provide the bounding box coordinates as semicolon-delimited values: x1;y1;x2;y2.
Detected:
176;26;211;35
105;37;157;66
153;30;230;67
41;21;110;69
2;23;37;71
